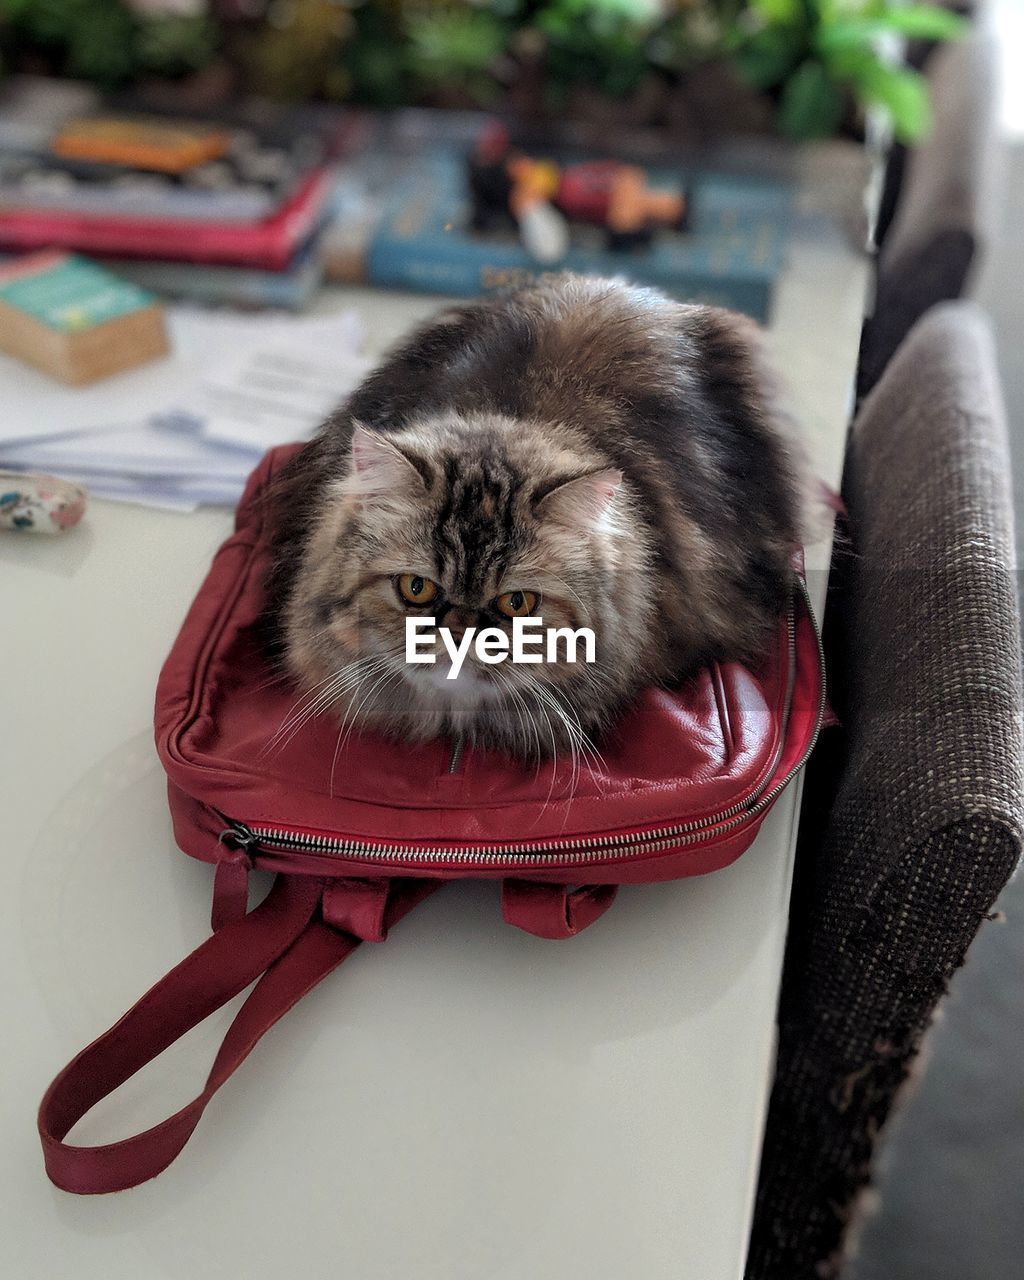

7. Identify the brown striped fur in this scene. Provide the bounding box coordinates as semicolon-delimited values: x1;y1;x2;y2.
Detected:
262;275;810;762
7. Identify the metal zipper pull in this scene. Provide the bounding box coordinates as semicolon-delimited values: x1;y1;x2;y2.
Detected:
447;733;465;774
219;820;259;850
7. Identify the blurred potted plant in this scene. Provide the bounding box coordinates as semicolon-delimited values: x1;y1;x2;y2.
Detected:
0;0;221;86
0;0;968;143
339;0;967;142
723;0;969;141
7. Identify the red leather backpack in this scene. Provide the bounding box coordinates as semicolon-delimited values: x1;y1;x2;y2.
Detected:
38;443;825;1194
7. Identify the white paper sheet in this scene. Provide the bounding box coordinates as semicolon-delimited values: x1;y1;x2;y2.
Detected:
0;305;371;509
2;422;255;482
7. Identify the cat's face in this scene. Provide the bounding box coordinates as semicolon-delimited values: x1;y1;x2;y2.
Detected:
282;413;643;755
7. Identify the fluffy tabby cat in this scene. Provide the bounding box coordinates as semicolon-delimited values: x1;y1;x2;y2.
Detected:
263;274;809;764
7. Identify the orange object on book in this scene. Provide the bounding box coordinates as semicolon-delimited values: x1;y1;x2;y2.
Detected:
606;166;686;234
51;118;230;174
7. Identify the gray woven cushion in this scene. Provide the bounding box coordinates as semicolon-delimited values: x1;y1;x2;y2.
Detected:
747;302;1023;1279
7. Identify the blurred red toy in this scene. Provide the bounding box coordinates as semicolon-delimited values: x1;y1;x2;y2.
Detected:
467;123;690;263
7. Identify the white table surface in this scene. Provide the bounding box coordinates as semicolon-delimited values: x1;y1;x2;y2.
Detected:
2;149;872;1280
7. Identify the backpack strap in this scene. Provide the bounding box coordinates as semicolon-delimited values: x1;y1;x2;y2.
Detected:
501;879;617;940
39;874;439;1194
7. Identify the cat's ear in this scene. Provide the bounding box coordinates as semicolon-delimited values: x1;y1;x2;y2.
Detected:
536;468;622;529
346;423;426;495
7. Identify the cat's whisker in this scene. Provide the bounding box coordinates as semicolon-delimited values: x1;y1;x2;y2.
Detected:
325;683;375;762
533;679;609;795
492;667;523;754
329;664;403;797
266;657;387;756
348;664;402;739
332;659;402;756
532;569;591;620
528;679;608;814
262;669;352;758
564;715;608;794
248;668;299;697
521;683;562;810
494;668;543;778
282;662;380;737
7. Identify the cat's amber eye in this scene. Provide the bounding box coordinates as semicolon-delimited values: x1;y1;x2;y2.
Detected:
494;589;539;619
396;574;440;607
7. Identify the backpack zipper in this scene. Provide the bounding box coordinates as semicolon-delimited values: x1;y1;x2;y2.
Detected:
221;580;824;871
447;734;465;773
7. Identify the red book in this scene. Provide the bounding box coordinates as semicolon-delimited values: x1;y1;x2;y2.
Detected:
0;169;331;271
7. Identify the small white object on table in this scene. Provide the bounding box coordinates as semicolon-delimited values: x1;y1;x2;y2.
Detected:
1;143;873;1280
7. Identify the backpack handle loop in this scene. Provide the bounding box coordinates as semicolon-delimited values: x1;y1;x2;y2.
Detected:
501;879;617;940
39;875;440;1194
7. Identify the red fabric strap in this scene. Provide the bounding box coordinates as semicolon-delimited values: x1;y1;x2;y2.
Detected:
501;879;618;940
211;844;252;931
39;874;440;1194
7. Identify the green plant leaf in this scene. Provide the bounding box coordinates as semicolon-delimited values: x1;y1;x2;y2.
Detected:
749;0;802;21
0;0;35;21
734;27;805;90
815;21;882;54
588;0;663;16
778;59;846;139
67;5;138;84
870;5;969;39
406;9;508;76
135;16;220;77
817;8;967;55
853;59;931;140
538;0;661;22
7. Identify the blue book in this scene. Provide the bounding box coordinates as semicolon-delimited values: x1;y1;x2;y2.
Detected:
356;148;790;322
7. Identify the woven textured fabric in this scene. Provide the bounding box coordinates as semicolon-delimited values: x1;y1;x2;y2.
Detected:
746;302;1024;1280
858;33;999;398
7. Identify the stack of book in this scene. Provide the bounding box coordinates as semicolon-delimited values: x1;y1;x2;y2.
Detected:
0;89;793;319
0;80;366;309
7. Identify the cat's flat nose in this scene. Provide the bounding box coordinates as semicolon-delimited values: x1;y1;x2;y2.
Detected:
440;605;479;637
448;610;475;635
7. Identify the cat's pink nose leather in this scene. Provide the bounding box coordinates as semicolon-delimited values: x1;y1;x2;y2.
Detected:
442;605;479;637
